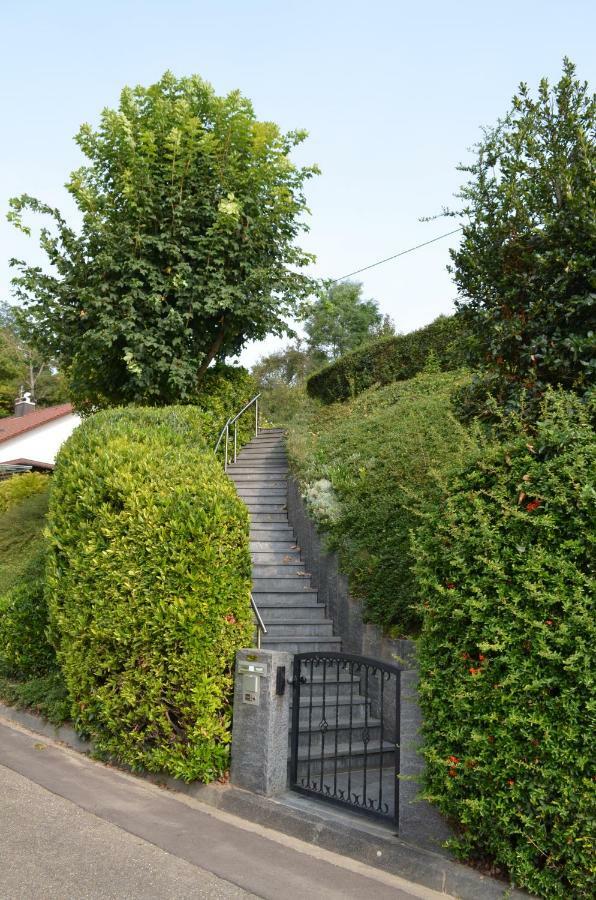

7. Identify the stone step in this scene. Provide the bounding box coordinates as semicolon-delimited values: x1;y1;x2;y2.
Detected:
256;595;321;608
235;489;288;499
229;464;288;472
292;696;369;715
245;503;288;514
252;577;314;592
252;564;306;577
264;621;334;638
252;590;318;604
261;636;342;653
237;458;288;465
238;442;284;449
289;679;361;700
230;475;287;486
249;529;295;541
251;553;302;566
293;723;383;752
249;513;289;524
294;743;395;776
238;449;287;457
258;604;326;622
249;541;299;552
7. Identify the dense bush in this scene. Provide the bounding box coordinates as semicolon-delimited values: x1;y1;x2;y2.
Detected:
413;391;595;898
196;364;257;423
0;481;56;678
305;315;467;404
287;371;479;633
46;406;253;781
0;471;49;514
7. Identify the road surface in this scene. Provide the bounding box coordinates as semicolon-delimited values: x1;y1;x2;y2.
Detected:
0;717;451;900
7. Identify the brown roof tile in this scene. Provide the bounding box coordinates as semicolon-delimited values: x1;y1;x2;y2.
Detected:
0;404;74;445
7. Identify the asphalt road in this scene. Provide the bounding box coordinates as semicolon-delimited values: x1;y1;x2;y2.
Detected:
0;718;451;900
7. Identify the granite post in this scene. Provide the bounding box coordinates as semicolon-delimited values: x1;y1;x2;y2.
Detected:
230;648;292;796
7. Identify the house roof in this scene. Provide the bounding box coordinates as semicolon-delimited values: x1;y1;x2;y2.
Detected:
1;457;55;471
0;403;74;445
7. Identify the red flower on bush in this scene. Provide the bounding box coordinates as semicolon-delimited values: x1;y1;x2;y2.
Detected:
448;755;460;763
224;613;237;624
446;582;456;589
469;667;481;676
448;767;458;777
526;498;541;512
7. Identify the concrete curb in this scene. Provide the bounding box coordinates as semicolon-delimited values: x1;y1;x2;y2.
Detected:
0;701;530;899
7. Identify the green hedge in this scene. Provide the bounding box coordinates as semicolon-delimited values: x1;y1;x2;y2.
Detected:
0;481;56;678
46;406;253;782
306;315;467;403
287;371;479;633
413;391;595;898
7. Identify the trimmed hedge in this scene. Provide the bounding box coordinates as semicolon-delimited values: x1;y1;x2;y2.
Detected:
306;315;467;403
0;481;55;678
46;406;253;782
287;371;479;633
413;391;595;898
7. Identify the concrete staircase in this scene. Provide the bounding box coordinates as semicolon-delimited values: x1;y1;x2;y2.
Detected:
227;429;395;802
227;428;342;655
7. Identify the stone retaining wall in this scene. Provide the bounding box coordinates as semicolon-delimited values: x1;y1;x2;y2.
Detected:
287;476;451;847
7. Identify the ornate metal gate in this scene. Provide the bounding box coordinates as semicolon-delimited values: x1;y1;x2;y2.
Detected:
289;652;401;826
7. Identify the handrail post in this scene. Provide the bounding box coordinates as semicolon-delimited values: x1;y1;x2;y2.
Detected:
234;423;237;463
255;398;259;436
224;427;229;472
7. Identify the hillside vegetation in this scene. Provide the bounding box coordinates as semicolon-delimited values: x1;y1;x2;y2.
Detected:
287;369;480;633
306;314;467;404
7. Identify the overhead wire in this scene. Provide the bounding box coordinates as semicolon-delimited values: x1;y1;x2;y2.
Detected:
328;226;463;283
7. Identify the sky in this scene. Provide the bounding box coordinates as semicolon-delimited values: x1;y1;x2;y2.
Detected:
1;0;594;368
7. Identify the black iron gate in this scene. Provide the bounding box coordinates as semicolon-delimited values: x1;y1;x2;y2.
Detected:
289;652;401;827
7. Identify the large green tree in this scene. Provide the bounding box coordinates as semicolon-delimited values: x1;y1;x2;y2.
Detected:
447;59;595;417
303;281;392;360
8;73;318;410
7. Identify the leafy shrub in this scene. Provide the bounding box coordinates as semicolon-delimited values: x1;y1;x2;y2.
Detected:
0;472;49;514
287;371;478;633
306;315;467;404
413;391;595;898
0;549;55;678
0;479;57;680
46;406;253;782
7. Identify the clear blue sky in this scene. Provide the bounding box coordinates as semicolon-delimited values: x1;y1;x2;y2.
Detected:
2;0;594;366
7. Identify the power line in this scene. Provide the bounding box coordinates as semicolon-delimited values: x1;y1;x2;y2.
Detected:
329;226;463;284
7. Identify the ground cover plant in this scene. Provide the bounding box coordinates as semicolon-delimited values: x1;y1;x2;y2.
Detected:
287;369;479;633
45;406;253;782
413;391;595;898
306;314;466;404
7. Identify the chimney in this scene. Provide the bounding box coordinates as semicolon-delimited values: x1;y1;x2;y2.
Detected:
14;390;36;417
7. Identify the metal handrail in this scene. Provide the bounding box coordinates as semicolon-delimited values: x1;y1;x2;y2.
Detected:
251;593;267;649
214;393;261;471
214;394;267;648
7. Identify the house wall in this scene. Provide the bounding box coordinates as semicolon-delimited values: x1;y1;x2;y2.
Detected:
0;414;81;465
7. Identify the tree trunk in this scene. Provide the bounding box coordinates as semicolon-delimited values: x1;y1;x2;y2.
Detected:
196;321;226;385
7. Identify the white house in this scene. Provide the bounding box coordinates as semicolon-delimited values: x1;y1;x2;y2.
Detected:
0;396;81;469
